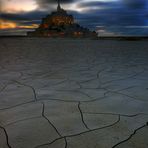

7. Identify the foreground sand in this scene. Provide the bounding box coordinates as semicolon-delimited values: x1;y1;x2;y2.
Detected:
0;38;148;148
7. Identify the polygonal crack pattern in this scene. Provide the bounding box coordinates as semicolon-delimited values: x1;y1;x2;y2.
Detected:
0;38;148;148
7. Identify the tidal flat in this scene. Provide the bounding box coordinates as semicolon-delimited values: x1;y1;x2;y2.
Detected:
0;37;148;148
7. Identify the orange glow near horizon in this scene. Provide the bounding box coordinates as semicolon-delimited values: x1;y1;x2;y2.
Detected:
0;20;17;29
0;19;38;30
17;24;39;29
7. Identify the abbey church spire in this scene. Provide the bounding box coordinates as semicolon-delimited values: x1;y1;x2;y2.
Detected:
57;0;61;11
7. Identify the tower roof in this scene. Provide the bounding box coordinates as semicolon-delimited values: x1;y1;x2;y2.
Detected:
57;0;61;11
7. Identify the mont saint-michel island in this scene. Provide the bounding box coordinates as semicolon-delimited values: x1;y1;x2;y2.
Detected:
27;0;97;38
0;1;148;148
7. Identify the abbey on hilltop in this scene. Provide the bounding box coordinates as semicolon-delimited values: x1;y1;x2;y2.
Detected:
27;0;97;38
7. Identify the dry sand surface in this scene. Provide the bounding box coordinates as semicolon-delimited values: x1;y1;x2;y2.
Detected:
0;38;148;148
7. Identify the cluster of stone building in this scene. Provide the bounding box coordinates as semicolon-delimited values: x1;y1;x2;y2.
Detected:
27;1;97;38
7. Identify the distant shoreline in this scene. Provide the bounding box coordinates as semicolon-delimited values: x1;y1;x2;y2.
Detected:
0;36;148;41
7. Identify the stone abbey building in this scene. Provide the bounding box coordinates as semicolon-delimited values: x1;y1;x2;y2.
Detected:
27;0;97;38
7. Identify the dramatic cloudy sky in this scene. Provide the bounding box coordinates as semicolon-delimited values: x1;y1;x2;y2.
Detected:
0;0;148;36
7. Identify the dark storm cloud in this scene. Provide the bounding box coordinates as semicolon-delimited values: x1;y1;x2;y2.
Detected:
36;0;75;8
37;0;74;3
74;0;148;35
1;13;31;21
77;1;117;8
123;0;147;9
1;11;48;21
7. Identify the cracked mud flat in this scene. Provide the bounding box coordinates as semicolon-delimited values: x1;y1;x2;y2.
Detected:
0;38;148;148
